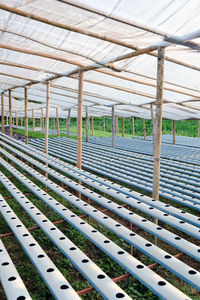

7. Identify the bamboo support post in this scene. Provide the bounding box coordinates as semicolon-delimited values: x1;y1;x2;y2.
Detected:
53;117;55;130
143;119;146;140
32;109;35;131
198;120;200;137
132;117;135;136
112;106;115;147
56;107;60;137
172;120;175;144
77;70;84;169
151;104;154;143
24;87;28;144
91;116;94;136
15;111;18;128
115;116;118;135
122;117;124;137
85;106;89;142
41;108;44;131
45;81;50;154
9;90;12;137
1;93;4;133
152;47;165;245
67;109;71;138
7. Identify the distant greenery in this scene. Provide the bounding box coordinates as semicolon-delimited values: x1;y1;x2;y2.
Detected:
9;116;200;138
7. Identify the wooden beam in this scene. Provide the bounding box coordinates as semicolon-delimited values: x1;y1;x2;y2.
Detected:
77;71;84;169
24;87;28;144
32;109;35;131
143;119;146;140
122;117;124;137
1;93;4;133
85;106;89;142
67;109;71;138
56;107;60;137
152;47;165;201
45;81;50;154
172;120;176;144
9;90;12;137
132;117;135;136
112;106;115;147
91;116;94;137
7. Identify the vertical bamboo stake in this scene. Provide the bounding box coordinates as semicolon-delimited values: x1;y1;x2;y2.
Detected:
143;119;146;140
45;81;50;181
1;93;4;133
172;120;175;144
112;106;115;147
132;117;135;136
32;109;35;131
9;90;12;137
104;117;105;132
115;116;118;135
16;111;18;128
122;117;124;137
85;106;89;142
56;107;60;137
77;70;84;170
151;104;154;143
198;120;200;137
67;109;71;138
41;108;44;131
6;112;8;126
53;117;55;130
45;81;50;154
24;87;28;144
21;117;23;127
152;47;165;245
91;116;94;136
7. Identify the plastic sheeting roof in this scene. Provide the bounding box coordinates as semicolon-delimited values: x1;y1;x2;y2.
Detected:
0;0;200;120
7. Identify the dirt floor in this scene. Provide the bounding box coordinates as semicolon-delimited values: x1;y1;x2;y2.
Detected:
1;126;25;141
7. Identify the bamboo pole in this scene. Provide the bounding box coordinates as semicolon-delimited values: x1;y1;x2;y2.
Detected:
32;109;35;131
198;120;200;137
85;106;89;142
41;108;44;131
112;106;115;147
151;104;154;143
9;90;12;137
143;119;146;140
24;87;28;144
77;70;84;170
67;109;71;138
6;112;8;126
172;120;175;144
91;116;94;137
122;117;124;137
56;107;60;137
132;117;135;136
115;116;118;135
152;47;165;245
16;111;18;128
1;93;4;133
45;81;50;154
